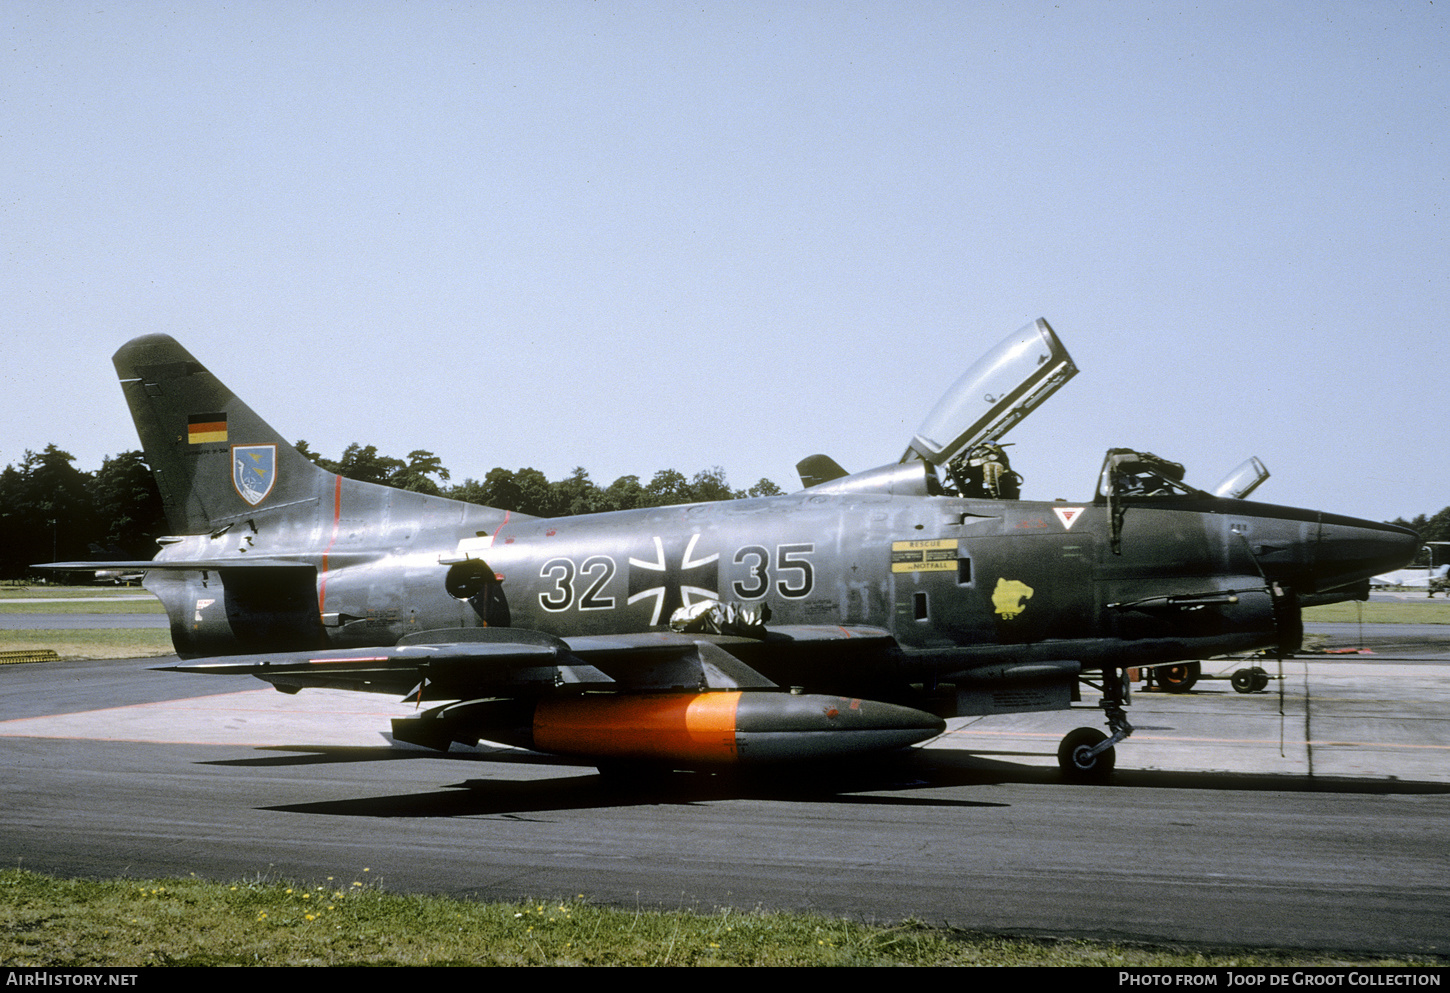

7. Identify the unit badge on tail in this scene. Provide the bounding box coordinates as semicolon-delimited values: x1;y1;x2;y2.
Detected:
233;444;277;506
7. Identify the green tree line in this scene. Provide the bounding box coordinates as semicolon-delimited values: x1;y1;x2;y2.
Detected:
0;444;782;579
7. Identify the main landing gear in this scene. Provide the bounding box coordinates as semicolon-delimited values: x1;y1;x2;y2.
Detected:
1231;666;1271;693
1058;666;1133;783
1153;661;1200;693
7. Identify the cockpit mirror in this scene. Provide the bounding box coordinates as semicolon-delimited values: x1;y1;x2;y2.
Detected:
902;318;1077;469
1211;457;1270;500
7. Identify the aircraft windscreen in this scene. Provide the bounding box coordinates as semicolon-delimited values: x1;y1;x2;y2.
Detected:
1212;457;1270;500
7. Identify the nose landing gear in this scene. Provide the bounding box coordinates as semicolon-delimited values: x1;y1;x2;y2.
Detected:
1058;726;1115;780
1058;666;1133;783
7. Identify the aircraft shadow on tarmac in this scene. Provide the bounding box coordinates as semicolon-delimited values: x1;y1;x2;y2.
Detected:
229;746;1010;817
199;742;1450;819
929;750;1450;795
261;774;1015;818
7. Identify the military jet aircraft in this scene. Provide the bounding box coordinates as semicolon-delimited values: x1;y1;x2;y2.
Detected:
45;320;1418;781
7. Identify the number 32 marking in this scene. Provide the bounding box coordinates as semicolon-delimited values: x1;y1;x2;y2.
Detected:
538;555;617;612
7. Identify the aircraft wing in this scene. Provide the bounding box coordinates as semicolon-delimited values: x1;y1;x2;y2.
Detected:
161;624;898;701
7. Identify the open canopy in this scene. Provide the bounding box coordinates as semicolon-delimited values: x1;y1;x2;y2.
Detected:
902;318;1077;469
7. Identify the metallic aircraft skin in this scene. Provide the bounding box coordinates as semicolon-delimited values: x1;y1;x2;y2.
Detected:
56;324;1419;778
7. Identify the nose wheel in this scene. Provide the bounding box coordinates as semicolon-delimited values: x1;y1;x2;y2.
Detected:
1058;727;1115;781
1058;666;1133;783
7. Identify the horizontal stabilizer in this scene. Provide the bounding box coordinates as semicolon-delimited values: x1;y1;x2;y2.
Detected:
38;559;315;572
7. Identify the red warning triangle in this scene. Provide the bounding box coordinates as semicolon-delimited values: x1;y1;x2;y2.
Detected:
1053;506;1085;531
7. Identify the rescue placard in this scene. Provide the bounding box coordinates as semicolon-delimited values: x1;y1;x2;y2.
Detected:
891;538;959;573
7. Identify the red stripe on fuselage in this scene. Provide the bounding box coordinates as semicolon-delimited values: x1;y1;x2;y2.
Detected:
488;509;512;546
318;474;343;614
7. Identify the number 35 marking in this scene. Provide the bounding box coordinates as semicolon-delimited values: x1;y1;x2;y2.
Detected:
732;543;814;600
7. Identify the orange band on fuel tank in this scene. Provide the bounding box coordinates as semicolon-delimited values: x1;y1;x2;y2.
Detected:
533;692;742;764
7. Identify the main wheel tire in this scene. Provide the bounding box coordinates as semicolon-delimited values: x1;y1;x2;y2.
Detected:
1232;668;1256;693
1058;727;1115;783
1156;661;1200;693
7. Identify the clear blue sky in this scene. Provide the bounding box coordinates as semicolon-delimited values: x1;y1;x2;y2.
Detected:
4;1;1445;524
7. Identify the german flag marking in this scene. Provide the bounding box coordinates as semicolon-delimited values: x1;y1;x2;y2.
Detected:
187;412;228;444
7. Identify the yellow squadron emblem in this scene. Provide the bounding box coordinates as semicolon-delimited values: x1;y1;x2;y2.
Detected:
992;578;1034;620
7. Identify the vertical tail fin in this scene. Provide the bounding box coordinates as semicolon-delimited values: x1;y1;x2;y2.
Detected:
114;335;335;535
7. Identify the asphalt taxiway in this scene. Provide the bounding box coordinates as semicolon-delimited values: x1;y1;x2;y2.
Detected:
0;624;1446;957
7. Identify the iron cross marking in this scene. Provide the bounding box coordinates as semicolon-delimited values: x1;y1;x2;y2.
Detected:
626;533;720;626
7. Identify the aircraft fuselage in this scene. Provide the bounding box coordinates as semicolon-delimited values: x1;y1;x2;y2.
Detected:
143;483;1412;718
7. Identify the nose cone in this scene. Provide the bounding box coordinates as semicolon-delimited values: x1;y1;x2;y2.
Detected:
1242;510;1420;595
1300;515;1420;594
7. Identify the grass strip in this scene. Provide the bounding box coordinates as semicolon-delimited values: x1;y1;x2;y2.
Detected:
0;586;161;615
1303;600;1450;624
0;586;154;600
0;599;165;614
0;870;1439;968
0;629;173;660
